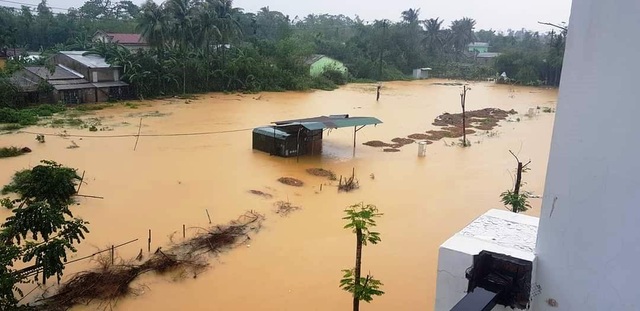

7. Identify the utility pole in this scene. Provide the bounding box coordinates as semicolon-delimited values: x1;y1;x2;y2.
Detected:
460;85;468;147
378;20;386;81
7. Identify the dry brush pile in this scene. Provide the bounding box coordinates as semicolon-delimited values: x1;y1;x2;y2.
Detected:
38;211;264;310
364;108;517;152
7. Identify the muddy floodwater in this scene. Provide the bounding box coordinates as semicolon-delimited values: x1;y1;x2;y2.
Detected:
0;80;557;310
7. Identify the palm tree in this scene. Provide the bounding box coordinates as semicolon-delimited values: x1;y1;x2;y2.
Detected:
423;18;444;56
193;2;221;52
401;8;420;25
211;0;241;66
166;0;196;49
450;17;476;53
136;0;169;49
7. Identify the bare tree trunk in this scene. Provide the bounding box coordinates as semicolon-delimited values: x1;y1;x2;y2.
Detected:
513;161;523;212
353;228;363;311
461;85;467;146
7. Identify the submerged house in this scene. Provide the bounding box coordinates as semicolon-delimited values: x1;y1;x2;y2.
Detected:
11;51;130;104
252;115;382;157
305;54;348;77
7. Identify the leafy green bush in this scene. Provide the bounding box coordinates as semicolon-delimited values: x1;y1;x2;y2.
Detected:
0;105;66;126
321;68;348;85
310;76;338;91
0;147;25;158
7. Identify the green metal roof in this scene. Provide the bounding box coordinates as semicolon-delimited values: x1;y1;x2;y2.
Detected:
273;115;382;131
253;126;291;139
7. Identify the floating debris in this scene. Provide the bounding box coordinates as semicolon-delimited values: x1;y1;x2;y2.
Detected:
278;177;304;187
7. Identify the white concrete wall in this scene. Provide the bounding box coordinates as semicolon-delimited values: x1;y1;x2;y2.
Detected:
434;210;538;311
533;1;640;310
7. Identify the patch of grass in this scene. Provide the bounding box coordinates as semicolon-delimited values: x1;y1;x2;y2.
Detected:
74;104;113;112
50;118;85;128
542;107;555;113
0;146;25;158
124;102;139;109
0;124;23;131
0;105;66;126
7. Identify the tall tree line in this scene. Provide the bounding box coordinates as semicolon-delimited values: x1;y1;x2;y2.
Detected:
0;1;566;105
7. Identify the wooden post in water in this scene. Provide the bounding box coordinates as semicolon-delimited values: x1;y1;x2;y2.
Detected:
183;224;186;238
320;184;323;191
134;118;143;151
77;170;86;193
206;209;212;224
353;126;357;157
111;245;115;265
148;229;151;252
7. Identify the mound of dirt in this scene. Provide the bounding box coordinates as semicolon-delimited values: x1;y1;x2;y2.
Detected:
391;138;415;146
278;177;304;187
432;108;516;128
363;140;393;147
306;168;336;180
383;148;401;152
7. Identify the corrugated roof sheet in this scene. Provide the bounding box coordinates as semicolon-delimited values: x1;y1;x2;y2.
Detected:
106;33;146;44
10;75;39;92
60;51;114;68
305;54;325;65
273;115;382;130
92;81;128;88
477;52;501;58
25;66;83;80
53;83;95;90
468;42;489;47
253;126;291;139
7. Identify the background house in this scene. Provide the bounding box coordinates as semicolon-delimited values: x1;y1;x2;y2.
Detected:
93;30;148;50
467;42;489;53
11;51;129;104
474;52;501;65
305;54;348;77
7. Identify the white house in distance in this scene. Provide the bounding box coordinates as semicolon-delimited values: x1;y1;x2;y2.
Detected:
434;0;640;310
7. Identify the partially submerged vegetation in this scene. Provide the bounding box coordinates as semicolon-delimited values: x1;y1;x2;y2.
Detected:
275;201;301;216
0;146;30;158
39;211;264;310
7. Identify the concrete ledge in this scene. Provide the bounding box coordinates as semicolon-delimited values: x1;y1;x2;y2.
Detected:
434;209;539;311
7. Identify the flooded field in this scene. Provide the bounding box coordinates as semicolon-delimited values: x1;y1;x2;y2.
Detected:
0;79;557;310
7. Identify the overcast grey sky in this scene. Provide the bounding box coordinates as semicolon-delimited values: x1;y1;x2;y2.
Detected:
234;0;572;31
4;0;572;32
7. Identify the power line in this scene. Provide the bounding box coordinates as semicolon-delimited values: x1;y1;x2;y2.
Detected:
0;0;69;11
19;127;254;138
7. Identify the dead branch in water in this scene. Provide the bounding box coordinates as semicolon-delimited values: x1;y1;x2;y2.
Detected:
37;211;264;311
338;168;360;192
275;201;301;216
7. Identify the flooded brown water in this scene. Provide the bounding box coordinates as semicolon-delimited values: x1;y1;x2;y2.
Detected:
0;80;557;310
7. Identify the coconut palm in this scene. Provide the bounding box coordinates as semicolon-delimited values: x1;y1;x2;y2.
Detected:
450;17;476;53
136;0;169;49
166;0;197;49
423;17;444;56
401;8;420;25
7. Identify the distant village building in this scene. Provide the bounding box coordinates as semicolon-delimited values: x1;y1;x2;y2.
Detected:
11;51;130;104
474;52;501;65
466;42;500;65
412;68;432;79
467;42;490;53
93;30;148;50
305;54;348;77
